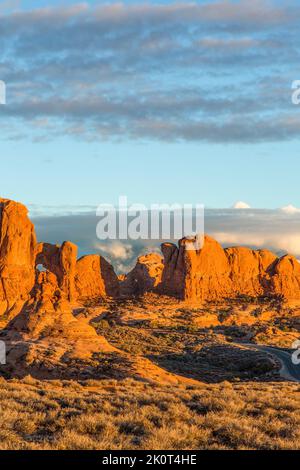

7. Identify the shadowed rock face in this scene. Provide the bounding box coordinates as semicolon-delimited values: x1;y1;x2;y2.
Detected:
159;243;186;298
268;255;300;299
120;253;164;297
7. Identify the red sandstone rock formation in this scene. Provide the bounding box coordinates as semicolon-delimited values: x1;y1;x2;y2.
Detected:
160;236;232;300
120;253;163;297
75;254;119;301
1;197;300;312
159;235;300;302
268;255;300;300
8;268;117;362
225;247;277;298
36;244;119;304
36;241;78;302
0;199;37;315
0;198;120;323
159;242;186;298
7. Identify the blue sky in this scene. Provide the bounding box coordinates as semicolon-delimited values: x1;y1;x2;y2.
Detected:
0;0;300;212
2;140;300;210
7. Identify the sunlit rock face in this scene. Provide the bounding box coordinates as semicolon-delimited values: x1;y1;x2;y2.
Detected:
160;236;232;301
0;198;120;325
1;197;300;321
159;235;300;302
0;199;37;316
75;254;120;301
36;241;78;302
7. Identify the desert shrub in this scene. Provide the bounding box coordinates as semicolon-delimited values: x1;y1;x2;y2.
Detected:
218;309;232;323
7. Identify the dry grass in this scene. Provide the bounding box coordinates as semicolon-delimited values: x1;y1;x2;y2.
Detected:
0;376;299;450
0;296;299;450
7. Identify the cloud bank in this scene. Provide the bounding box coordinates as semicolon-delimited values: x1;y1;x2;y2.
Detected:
0;1;300;143
281;204;300;215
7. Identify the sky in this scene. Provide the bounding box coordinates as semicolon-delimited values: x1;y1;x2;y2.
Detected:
1;0;300;267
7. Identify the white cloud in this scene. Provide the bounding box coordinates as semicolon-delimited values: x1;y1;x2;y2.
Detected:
232;201;251;209
281;204;300;215
94;241;133;261
212;231;300;257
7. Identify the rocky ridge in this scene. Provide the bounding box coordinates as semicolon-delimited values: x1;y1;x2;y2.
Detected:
1;198;300;322
158;235;300;302
0;198;298;383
